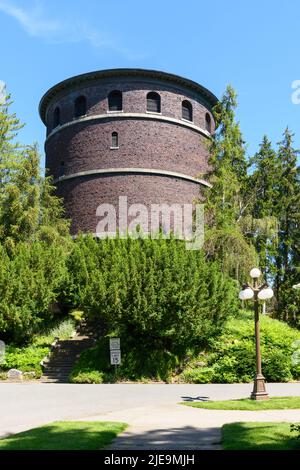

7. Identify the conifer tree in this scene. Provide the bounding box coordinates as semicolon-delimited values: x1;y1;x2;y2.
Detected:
274;128;300;322
204;85;257;281
245;136;279;279
0;91;70;340
0;93;70;249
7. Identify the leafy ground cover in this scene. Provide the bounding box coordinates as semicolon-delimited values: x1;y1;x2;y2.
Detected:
177;311;300;384
0;319;75;379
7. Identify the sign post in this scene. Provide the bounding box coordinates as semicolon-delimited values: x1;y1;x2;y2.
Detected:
109;338;121;376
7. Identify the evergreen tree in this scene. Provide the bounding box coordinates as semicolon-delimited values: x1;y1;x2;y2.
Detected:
275;128;300;322
245;136;279;279
0;93;70;249
204;85;257;281
0;91;71;341
211;85;248;182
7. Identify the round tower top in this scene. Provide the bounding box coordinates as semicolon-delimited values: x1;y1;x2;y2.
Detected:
39;68;218;125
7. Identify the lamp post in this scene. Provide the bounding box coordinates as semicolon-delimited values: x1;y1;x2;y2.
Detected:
239;268;274;400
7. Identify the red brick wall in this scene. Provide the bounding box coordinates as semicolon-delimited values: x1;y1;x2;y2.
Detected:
46;119;210;181
57;174;203;235
43;74;215;234
45;79;215;135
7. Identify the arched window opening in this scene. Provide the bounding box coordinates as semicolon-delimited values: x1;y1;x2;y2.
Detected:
111;132;119;148
53;107;60;128
205;113;211;133
59;161;65;177
182;100;193;121
108;90;122;111
147;92;161;113
74;95;87;118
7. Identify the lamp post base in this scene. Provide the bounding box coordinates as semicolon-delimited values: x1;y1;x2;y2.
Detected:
251;374;269;400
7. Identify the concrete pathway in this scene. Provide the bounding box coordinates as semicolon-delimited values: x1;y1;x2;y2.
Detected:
81;403;300;450
0;382;299;449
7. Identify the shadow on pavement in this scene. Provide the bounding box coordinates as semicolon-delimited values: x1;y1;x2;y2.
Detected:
109;425;222;450
181;396;210;402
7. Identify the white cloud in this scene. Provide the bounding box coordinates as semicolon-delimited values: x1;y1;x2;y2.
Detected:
0;1;61;38
0;0;143;59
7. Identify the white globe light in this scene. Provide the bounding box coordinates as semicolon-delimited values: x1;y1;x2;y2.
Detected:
250;268;261;279
239;287;254;300
258;287;274;300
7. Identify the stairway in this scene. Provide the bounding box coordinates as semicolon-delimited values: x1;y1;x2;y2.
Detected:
41;334;95;383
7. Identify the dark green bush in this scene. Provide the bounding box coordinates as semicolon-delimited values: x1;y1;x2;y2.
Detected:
69;336;180;383
66;235;239;360
0;242;69;343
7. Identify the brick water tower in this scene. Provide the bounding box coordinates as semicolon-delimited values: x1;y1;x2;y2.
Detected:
39;68;217;235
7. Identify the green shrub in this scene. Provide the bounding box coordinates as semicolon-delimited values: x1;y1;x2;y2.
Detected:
179;367;214;384
0;371;7;380
291;424;300;440
1;345;49;377
71;311;300;384
70;336;180;383
69;339;111;384
263;350;293;382
178;311;300;383
0;242;69;343
70;371;104;384
1;319;76;378
69;310;85;324
66;235;239;360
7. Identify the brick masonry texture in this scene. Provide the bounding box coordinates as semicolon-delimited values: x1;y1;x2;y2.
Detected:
46;120;210;180
57;174;203;234
41;70;216;234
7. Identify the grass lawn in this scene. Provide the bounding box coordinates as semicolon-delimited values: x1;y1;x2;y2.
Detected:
222;422;300;450
0;421;127;450
182;396;300;410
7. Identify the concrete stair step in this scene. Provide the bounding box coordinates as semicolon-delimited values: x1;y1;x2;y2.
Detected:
41;331;96;383
43;375;72;378
41;379;69;383
45;360;78;364
42;374;70;378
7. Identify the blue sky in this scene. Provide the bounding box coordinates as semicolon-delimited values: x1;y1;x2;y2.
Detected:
1;0;300;166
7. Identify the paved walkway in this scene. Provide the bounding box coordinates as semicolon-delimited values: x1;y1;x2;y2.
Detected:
0;382;299;449
82;403;300;450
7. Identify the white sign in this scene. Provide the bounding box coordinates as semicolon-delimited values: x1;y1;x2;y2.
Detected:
110;350;121;365
110;338;120;350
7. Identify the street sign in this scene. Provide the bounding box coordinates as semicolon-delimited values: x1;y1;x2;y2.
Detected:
110;349;121;365
110;338;120;350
